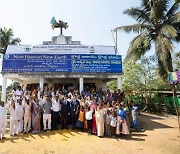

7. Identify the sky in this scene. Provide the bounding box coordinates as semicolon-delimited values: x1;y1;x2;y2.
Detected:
0;0;179;86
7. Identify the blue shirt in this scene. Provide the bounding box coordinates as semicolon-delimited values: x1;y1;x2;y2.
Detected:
117;109;126;120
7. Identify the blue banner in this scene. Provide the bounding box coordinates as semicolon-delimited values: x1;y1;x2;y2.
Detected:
2;54;122;73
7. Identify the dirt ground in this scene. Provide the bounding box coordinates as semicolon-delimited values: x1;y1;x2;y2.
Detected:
0;113;180;154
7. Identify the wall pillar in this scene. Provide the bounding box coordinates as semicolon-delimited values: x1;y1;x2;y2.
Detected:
39;76;44;92
117;76;122;90
2;76;7;102
79;77;84;94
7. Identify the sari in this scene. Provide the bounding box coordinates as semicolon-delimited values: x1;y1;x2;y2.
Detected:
95;109;105;137
32;103;42;131
116;109;129;135
91;104;97;134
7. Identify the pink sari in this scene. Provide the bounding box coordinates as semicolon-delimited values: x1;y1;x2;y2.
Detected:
116;116;129;135
32;104;42;131
91;104;97;134
92;113;97;134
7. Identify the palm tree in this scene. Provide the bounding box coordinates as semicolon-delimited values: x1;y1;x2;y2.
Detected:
0;27;21;54
115;0;180;79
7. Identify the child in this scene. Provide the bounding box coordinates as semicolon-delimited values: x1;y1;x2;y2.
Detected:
85;106;93;134
76;106;85;130
105;110;111;136
110;112;117;137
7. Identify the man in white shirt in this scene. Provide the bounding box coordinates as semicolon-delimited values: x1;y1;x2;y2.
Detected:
0;101;7;139
15;86;23;99
51;95;60;130
17;99;24;133
9;101;18;136
11;87;16;101
24;99;31;133
24;91;30;100
85;106;93;134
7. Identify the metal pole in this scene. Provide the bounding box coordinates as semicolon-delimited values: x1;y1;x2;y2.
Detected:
115;29;118;54
60;28;63;35
172;84;180;133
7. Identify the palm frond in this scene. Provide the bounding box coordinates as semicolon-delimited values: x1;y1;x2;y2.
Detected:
0;27;21;54
155;0;169;20
160;24;177;38
165;51;173;72
10;38;21;45
167;12;180;23
166;1;180;18
156;34;173;62
156;34;174;79
115;24;149;33
141;0;151;13
157;57;168;80
123;7;150;23
124;32;151;63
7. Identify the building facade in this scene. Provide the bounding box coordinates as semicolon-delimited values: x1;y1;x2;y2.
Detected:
1;34;123;101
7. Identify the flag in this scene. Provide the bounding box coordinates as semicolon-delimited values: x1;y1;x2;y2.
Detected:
168;71;180;84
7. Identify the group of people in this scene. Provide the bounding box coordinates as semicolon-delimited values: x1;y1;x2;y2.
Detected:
0;85;141;140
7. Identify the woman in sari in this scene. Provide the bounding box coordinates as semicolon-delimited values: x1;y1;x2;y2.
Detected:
116;104;129;135
95;104;105;137
32;99;42;134
121;102;131;132
91;99;97;134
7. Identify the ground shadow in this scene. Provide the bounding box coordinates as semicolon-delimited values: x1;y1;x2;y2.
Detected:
1;113;175;143
138;113;173;131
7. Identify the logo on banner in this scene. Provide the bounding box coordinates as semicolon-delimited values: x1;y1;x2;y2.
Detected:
25;47;31;52
4;54;9;59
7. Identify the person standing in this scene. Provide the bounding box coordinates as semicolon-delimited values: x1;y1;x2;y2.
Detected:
39;94;45;130
91;99;97;134
51;96;60;130
42;96;52;131
132;104;139;131
24;99;31;133
15;86;23;99
0;101;7;139
95;105;105;137
9;101;18;136
85;106;93;134
105;110;111;136
17;99;24;133
32;99;42;134
70;96;79;130
76;106;85;131
116;104;129;135
110;112;117;137
60;95;70;129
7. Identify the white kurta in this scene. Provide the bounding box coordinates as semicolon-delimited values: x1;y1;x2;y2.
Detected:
24;103;31;132
0;106;7;139
17;105;24;133
9;106;18;135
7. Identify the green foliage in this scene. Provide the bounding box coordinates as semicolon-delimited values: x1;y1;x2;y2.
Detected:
107;80;117;91
122;55;169;93
147;93;166;114
6;82;20;92
173;51;180;70
0;27;21;54
116;0;180;80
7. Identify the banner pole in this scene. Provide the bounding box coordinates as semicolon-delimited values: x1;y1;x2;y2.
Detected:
172;84;180;134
